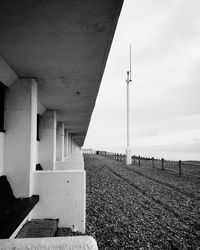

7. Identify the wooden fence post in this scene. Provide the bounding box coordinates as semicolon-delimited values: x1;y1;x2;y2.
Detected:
161;158;164;170
133;155;135;164
179;160;182;176
138;156;141;166
152;157;154;168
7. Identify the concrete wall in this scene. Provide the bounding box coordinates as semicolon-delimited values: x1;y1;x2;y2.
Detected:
4;78;37;197
39;111;56;170
37;100;46;115
64;156;83;162
36;100;47;165
70;138;81;155
0;57;17;176
32;170;86;233
0;132;4;175
64;130;68;157
56;122;64;161
0;56;17;87
68;134;72;155
55;161;84;170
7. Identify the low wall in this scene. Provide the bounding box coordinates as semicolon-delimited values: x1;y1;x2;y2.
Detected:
0;236;98;250
64;156;83;162
55;161;84;170
31;170;85;233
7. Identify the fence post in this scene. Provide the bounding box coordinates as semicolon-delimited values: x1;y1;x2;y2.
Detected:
161;158;164;170
152;157;154;168
138;156;141;165
133;155;135;164
179;160;182;176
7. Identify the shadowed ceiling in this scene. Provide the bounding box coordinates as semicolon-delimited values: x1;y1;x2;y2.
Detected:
0;0;123;145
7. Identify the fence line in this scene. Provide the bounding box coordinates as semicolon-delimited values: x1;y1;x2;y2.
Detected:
83;149;200;178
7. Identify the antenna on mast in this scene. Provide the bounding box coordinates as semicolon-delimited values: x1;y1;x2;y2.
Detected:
125;44;132;165
129;44;132;82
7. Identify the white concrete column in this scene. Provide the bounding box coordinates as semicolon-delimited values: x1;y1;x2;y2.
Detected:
56;122;64;161
61;123;64;160
68;133;72;156
39;111;56;170
4;78;38;197
64;129;68;157
71;138;74;154
29;80;38;196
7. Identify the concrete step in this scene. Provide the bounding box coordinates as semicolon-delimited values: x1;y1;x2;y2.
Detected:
16;219;58;238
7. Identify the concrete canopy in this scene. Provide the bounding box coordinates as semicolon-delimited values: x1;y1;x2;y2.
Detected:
0;0;123;146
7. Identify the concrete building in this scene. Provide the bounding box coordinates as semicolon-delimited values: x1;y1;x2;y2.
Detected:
0;0;123;242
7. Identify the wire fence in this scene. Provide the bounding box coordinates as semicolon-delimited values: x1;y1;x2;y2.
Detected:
83;150;200;178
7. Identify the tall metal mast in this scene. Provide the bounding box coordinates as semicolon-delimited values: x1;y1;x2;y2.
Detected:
126;45;132;165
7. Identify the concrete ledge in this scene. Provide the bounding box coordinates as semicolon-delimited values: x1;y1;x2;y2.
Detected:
55;161;84;170
67;153;83;158
0;236;98;250
64;157;83;162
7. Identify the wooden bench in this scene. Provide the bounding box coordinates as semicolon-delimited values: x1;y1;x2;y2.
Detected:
0;175;39;239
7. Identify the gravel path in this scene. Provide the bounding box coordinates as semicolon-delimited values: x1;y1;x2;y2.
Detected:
85;154;200;250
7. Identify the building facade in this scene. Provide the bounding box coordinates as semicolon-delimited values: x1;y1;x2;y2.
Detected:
0;0;123;238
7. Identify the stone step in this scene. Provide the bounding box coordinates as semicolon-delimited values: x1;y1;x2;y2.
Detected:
16;219;58;238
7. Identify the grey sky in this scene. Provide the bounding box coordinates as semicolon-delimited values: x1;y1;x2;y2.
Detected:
84;0;200;160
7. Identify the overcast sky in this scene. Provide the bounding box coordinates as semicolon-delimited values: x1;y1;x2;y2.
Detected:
84;0;200;161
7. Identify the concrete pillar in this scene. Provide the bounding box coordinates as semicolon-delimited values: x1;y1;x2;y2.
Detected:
68;133;72;155
56;122;64;161
4;78;38;197
29;81;38;195
64;129;68;157
39;111;56;170
71;138;74;154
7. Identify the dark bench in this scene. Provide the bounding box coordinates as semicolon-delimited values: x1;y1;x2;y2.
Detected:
0;175;39;239
36;163;43;171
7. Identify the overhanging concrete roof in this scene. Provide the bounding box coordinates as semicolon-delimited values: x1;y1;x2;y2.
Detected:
0;0;124;146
